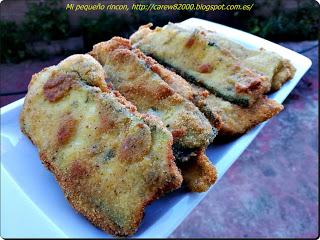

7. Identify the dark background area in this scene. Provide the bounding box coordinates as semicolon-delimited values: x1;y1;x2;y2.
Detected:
0;0;318;64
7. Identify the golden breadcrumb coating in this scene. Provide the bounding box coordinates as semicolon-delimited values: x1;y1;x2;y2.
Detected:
201;28;296;91
191;84;284;136
90;37;216;150
178;148;217;192
90;37;218;192
131;51;283;137
130;23;268;107
20;54;182;236
134;51;222;130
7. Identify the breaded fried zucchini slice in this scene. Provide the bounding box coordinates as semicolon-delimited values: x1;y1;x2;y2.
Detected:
130;23;268;107
90;37;216;150
202;29;296;91
136;53;283;137
191;84;284;137
20;54;182;236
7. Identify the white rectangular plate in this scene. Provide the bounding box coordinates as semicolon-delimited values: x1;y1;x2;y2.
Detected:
1;18;312;238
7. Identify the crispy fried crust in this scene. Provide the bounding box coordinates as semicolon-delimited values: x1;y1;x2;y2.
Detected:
191;84;284;136
130;23;268;107
135;52;222;130
90;37;219;192
131;51;283;137
271;59;296;91
178;148;217;192
20;54;182;236
90;37;215;149
201;28;296;91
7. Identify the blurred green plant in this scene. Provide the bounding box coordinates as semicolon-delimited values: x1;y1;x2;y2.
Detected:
244;0;319;41
80;13;130;50
0;21;27;63
1;0;70;63
23;0;69;42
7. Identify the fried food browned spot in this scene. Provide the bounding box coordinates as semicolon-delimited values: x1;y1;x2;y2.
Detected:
20;54;182;236
130;23;268;107
43;73;75;102
118;123;152;163
57;114;78;145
